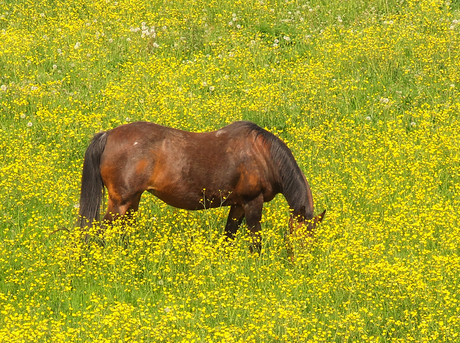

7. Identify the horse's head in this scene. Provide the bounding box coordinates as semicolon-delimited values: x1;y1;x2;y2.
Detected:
289;208;326;237
287;208;326;261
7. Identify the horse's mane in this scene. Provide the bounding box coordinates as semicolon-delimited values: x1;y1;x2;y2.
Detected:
235;121;310;216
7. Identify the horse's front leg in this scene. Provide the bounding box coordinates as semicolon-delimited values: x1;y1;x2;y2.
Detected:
224;204;245;241
243;194;264;254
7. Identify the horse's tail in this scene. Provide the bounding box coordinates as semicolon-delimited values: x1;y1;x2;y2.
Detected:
79;131;108;229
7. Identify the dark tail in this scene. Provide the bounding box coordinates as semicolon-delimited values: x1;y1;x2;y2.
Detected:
79;131;108;229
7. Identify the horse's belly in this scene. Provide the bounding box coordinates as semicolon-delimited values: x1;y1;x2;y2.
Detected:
147;188;223;210
148;180;240;210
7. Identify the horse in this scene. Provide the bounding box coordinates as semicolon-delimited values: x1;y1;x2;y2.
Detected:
78;121;325;252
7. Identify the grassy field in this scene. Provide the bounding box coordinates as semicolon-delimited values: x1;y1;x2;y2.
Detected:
1;0;460;341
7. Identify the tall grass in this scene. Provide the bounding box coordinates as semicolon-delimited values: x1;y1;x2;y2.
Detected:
1;0;460;341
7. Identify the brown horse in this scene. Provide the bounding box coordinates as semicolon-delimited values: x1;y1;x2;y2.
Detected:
79;121;325;251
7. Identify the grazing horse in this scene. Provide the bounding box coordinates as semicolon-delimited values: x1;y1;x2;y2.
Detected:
79;121;325;251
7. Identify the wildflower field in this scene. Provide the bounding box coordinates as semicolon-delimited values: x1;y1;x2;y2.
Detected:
1;0;460;341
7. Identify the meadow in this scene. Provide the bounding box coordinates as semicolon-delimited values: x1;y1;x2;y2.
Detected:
1;0;460;341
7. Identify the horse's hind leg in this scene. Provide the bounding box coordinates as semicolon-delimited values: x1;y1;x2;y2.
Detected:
225;204;245;240
94;191;142;245
103;191;143;225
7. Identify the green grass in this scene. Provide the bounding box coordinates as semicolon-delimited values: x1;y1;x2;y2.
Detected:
1;0;460;341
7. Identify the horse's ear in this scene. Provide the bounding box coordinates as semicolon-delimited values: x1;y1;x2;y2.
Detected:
315;209;326;223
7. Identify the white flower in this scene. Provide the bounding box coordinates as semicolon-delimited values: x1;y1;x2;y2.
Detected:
410;122;416;127
365;116;371;121
20;113;26;119
27;122;33;127
74;42;81;49
0;85;6;91
52;64;57;70
209;86;215;91
283;36;291;41
151;42;159;48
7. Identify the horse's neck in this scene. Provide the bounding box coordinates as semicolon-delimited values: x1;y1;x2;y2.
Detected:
282;171;314;219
